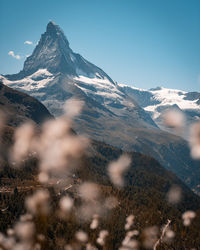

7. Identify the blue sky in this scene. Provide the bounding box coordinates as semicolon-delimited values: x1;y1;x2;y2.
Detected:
0;0;200;91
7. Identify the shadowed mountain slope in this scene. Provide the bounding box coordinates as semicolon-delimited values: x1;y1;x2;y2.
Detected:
0;81;53;126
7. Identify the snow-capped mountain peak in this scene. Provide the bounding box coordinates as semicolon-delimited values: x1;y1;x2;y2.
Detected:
1;20;199;133
1;21;156;129
4;21;113;82
119;84;200;130
46;21;68;41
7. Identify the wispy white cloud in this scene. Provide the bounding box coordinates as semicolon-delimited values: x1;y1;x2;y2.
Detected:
24;40;33;45
8;51;21;60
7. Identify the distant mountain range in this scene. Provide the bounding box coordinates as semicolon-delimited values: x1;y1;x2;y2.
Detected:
119;84;200;137
1;21;200;193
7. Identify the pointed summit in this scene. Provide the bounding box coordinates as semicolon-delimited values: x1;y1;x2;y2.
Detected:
46;21;57;32
20;21;73;76
46;21;60;37
45;21;70;46
5;22;114;82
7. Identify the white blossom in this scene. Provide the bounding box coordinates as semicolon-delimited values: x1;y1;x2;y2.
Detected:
25;189;50;215
189;122;200;159
75;230;88;243
78;182;100;201
64;98;84;118
162;109;185;129
96;230;109;246
14;221;35;241
182;211;196;226
167;185;182;204
59;195;74;212
90;214;99;230
108;154;131;187
125;215;135;230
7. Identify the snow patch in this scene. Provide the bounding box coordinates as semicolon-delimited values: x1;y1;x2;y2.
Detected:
148;87;199;110
31;68;53;78
0;69;54;91
123;85;200;111
74;75;123;100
